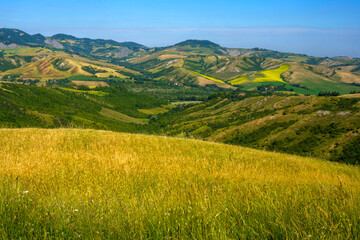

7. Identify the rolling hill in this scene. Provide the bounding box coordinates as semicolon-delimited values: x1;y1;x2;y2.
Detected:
153;93;360;164
0;48;139;81
121;44;360;94
0;83;167;131
2;28;360;94
0;28;147;59
1;28;360;238
1;128;360;239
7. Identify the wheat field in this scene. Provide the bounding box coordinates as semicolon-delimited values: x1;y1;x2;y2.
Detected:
1;128;360;239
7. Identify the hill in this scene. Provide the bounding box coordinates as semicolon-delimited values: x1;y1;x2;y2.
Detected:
0;28;45;47
0;83;166;131
0;48;138;81
122;48;360;94
171;39;226;55
2;28;360;94
153;94;360;164
1;128;360;239
0;28;147;59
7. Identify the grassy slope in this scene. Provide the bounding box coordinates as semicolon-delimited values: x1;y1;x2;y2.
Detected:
1;128;359;239
0;55;127;80
0;84;164;130
1;47;51;56
155;95;360;163
129;51;360;95
0;48;139;81
2;43;360;94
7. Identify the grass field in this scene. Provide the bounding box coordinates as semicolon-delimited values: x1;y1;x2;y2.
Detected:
253;64;289;83
1;128;359;239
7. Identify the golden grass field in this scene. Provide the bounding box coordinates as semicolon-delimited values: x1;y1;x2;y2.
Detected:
1;128;360;239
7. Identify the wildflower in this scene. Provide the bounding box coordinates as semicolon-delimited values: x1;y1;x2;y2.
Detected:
23;191;29;194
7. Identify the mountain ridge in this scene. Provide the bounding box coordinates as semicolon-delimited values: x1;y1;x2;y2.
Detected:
2;28;360;59
1;28;360;95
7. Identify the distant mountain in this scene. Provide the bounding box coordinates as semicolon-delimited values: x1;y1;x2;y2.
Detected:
0;28;147;58
125;44;360;93
51;33;78;40
0;28;45;47
1;28;360;94
169;39;227;55
174;40;221;48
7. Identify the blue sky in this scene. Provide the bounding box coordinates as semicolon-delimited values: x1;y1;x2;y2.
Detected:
1;0;360;57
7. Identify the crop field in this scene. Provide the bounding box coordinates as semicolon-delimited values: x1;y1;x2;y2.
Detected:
1;128;360;239
253;64;289;83
228;65;290;85
229;75;250;85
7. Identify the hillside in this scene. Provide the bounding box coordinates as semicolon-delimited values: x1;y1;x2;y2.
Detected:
153;94;360;164
0;28;147;59
0;47;140;81
122;48;360;94
1;128;360;239
2;29;360;94
0;83;166;131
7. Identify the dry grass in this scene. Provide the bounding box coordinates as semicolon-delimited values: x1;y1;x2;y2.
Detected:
1;128;360;239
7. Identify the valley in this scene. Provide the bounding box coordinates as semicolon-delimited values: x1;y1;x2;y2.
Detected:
1;27;360;239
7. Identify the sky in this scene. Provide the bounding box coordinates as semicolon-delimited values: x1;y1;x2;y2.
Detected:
1;0;360;57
